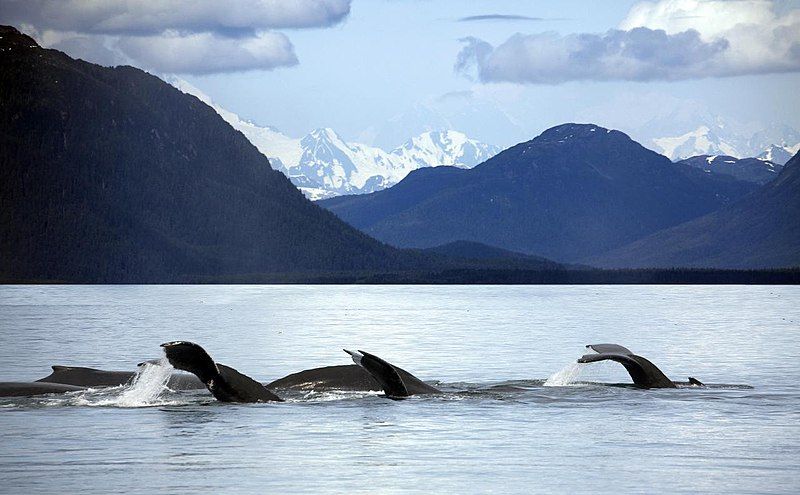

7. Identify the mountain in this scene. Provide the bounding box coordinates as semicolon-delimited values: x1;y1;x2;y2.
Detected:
677;155;783;185
758;144;800;165
320;124;758;262
284;128;499;200
649;121;800;162
166;78;499;200
0;26;412;282
420;241;564;270
589;151;800;269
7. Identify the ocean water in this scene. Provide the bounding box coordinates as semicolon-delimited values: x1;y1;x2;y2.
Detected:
0;285;798;494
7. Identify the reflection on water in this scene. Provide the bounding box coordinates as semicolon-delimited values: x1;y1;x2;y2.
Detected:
0;285;799;494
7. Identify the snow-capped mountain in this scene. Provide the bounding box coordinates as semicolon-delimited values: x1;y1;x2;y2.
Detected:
757;144;800;165
166;77;499;200
649;122;800;162
287;128;499;200
652;125;740;159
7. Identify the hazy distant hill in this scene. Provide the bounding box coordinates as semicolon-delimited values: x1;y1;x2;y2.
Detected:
588;151;800;269
0;26;412;282
320;124;757;262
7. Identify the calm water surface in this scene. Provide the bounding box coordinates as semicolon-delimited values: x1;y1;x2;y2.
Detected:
0;285;799;494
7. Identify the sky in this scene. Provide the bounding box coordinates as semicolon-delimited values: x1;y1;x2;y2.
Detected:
3;0;800;148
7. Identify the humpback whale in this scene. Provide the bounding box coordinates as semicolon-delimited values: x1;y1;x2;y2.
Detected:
160;341;282;403
266;365;381;392
0;381;86;397
37;365;206;390
344;349;440;398
577;344;703;389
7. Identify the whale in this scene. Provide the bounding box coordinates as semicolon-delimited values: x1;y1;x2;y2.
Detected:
577;344;703;389
344;349;440;398
266;364;381;392
160;341;282;403
37;365;206;390
0;381;86;397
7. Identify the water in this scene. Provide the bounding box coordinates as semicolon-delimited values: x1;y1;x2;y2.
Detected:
0;285;798;494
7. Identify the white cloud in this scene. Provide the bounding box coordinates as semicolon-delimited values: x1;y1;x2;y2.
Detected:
1;0;351;34
455;0;800;83
0;0;350;74
116;31;297;74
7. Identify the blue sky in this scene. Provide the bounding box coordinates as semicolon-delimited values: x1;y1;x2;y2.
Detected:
4;0;800;148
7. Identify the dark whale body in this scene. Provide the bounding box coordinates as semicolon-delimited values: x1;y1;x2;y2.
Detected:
577;344;703;389
0;381;86;397
161;341;282;403
344;349;440;398
266;364;381;391
37;365;205;390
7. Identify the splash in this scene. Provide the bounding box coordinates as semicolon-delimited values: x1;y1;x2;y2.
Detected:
543;362;587;387
114;358;175;407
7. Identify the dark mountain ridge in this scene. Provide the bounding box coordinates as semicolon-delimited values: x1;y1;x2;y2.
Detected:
588;151;800;269
0;26;412;282
677;154;782;185
321;123;757;262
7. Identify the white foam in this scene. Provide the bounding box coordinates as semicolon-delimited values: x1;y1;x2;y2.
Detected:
543;362;587;387
111;358;175;407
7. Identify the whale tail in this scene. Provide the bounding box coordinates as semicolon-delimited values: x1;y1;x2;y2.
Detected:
160;341;219;384
578;344;675;388
344;349;409;398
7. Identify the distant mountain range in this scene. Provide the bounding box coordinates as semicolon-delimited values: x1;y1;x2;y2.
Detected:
677;155;783;185
168;79;499;200
590;151;800;269
650;123;800;164
320;124;759;263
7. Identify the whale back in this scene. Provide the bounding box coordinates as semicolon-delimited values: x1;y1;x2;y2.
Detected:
37;366;136;387
0;381;86;397
267;364;381;392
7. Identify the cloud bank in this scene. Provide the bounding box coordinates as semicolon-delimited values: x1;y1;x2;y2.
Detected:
0;0;351;74
455;0;800;83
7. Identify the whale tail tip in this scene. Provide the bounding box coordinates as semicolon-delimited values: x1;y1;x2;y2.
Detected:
688;377;704;386
160;341;218;383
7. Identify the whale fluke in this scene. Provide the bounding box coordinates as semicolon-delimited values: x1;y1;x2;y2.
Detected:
344;349;440;398
586;344;634;355
161;341;282;403
578;344;679;388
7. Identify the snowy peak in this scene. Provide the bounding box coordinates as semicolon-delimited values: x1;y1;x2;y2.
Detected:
653;125;740;160
393;130;500;169
757;144;800;165
165;77;499;201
